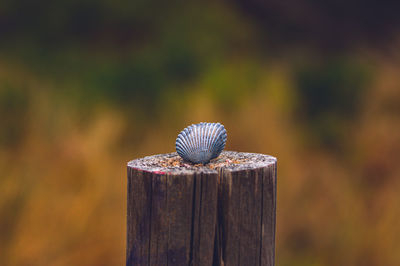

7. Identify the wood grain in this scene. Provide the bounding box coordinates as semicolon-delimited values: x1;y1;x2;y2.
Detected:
127;151;276;266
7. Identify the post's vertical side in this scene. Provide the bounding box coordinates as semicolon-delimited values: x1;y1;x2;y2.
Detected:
261;162;277;266
166;174;194;265
219;170;241;265
127;168;152;266
127;167;219;266
191;172;218;266
239;168;263;265
149;174;168;266
219;162;277;266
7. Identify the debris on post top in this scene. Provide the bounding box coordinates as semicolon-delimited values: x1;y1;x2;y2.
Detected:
127;151;277;174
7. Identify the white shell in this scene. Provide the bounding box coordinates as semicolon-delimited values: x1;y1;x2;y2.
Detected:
176;122;227;164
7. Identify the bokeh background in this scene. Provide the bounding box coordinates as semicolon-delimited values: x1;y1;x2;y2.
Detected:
1;0;400;265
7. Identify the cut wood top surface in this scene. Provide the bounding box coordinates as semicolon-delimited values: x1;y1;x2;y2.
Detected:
127;151;276;175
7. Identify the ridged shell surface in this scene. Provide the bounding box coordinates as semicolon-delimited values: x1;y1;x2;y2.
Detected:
176;122;227;164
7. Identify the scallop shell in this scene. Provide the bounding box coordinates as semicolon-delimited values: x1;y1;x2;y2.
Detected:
176;122;227;164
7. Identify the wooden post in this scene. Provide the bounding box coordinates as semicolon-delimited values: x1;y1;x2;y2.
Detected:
127;151;276;266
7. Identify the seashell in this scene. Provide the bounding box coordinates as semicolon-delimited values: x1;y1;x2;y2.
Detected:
176;122;227;164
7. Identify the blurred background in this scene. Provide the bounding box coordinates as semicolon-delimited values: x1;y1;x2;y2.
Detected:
1;0;400;265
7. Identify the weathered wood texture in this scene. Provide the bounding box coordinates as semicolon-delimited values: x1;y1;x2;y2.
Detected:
127;151;276;266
